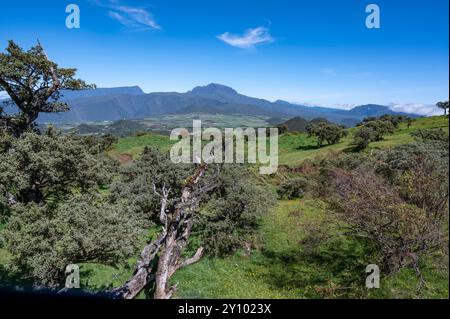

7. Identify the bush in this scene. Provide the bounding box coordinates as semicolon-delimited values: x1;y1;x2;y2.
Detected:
109;146;192;225
375;141;449;217
411;128;449;143
352;126;375;150
326;167;447;274
277;177;309;199
196;165;276;256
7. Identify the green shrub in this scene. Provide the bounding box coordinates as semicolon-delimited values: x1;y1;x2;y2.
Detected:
277;177;309;199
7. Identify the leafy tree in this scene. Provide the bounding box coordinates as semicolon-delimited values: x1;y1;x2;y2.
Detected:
276;124;288;135
0;129;142;287
306;122;347;148
364;120;395;141
352;119;396;150
197;165;276;256
0;41;94;136
0;129;113;205
407;118;414;129
109;146;192;226
110;148;275;257
2;194;142;287
436;101;449;116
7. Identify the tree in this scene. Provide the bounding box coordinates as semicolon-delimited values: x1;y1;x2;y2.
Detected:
112;148;275;298
364;120;395;141
436;101;449;116
0;41;94;136
407;118;414;129
352;126;374;150
352;119;396;150
0;129;113;205
0;129;142;287
2;194;142;287
306;123;347;148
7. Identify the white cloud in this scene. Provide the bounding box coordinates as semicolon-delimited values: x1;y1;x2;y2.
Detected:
389;103;442;116
217;27;274;49
111;6;160;30
93;0;160;30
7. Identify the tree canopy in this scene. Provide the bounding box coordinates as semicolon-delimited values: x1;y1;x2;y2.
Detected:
0;40;94;136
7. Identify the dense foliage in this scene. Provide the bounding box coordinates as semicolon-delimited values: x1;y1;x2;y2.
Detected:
110;148;276;257
305;122;348;148
311;133;449;277
352;116;407;150
277;177;309;199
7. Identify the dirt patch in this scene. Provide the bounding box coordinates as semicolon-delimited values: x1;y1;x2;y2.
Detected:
118;153;133;164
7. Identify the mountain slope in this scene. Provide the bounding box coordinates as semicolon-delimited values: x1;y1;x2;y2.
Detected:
29;83;422;125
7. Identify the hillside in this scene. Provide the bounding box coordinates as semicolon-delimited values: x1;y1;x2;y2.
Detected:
108;115;448;166
92;116;450;298
1;116;448;299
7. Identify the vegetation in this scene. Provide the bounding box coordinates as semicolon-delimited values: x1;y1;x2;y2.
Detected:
305;122;348;148
0;41;448;299
436;101;449;116
0;40;94;136
352;115;411;150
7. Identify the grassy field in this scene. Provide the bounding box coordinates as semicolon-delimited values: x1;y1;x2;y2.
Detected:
1;116;448;298
278;116;449;166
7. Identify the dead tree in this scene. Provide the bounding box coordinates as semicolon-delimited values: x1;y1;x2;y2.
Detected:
114;164;209;299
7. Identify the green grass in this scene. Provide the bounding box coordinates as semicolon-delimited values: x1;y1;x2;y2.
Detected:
170;199;326;299
109;116;448;167
278;116;449;166
108;133;176;160
171;197;449;299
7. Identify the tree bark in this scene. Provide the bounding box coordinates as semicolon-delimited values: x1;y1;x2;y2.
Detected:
114;164;208;299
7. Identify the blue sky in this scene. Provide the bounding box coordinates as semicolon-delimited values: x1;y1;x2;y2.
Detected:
0;0;448;114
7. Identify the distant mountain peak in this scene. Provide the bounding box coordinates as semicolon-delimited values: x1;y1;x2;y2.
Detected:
274;99;291;105
190;83;238;96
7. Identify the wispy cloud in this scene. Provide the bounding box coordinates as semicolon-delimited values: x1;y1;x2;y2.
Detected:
93;0;160;30
217;26;274;49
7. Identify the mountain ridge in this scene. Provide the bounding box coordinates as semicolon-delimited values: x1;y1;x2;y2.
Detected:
1;83;421;126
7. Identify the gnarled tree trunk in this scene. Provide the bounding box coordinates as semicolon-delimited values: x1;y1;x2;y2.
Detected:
114;164;208;299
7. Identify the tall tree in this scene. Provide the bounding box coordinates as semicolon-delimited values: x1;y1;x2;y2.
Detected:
0;40;94;136
436;101;449;116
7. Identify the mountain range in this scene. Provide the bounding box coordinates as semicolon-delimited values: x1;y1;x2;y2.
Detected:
3;83;420;127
